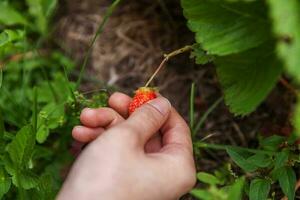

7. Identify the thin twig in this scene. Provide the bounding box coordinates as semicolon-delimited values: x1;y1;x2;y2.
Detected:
144;45;193;87
232;122;247;147
279;77;299;96
193;97;223;137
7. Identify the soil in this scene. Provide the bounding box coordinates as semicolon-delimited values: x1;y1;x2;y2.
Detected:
55;0;299;199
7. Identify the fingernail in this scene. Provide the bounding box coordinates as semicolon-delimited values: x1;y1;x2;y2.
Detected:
147;97;171;116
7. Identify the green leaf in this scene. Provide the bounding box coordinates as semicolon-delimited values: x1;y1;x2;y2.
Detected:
249;178;271;200
0;108;4;140
294;99;300;137
32;87;38;135
197;172;222;185
0;69;2;89
226;147;257;172
190;189;214;200
36;124;49;144
246;153;271;168
36;174;55;200
12;170;39;189
260;135;285;151
26;0;57;34
215;43;282;115
181;0;271;55
0;2;28;26
6;125;35;168
36;73;74;104
36;102;64;143
2;155;14;176
40;103;65;128
274;151;289;170
278;167;296;200
0;167;11;199
0;29;25;47
267;0;300;82
227;177;245;200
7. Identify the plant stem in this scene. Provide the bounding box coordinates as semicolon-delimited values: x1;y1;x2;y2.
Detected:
189;83;195;130
193;97;223;138
144;45;193;87
279;77;299;96
194;141;275;155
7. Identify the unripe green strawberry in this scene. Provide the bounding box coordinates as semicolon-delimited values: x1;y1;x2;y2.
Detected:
128;87;157;114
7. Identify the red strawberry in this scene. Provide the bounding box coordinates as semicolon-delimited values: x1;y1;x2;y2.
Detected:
128;87;157;114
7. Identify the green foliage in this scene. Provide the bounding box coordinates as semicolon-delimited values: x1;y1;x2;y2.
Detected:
294;99;300;137
190;171;245;200
0;1;109;198
183;1;300;197
215;44;282;115
226;138;297;199
226;147;258;172
197;172;223;185
6;125;35;169
193;134;299;200
0;2;28;26
249;178;271;200
182;0;271;56
182;0;300;118
267;0;300;82
0;167;11;199
277;167;296;200
227;177;245;200
260;135;285;151
26;0;58;34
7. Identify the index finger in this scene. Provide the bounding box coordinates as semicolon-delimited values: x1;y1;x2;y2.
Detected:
160;107;193;154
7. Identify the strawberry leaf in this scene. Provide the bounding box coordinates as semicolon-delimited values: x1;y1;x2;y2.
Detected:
215;44;282;115
181;0;271;55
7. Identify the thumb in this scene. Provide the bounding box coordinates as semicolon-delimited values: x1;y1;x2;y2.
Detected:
124;97;171;145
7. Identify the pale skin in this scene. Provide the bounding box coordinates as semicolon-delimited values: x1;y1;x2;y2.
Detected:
57;92;196;200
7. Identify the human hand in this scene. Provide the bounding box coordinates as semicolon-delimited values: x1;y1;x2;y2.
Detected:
57;93;196;200
72;92;166;153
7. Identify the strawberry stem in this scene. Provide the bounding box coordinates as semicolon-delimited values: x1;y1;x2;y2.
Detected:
144;45;193;87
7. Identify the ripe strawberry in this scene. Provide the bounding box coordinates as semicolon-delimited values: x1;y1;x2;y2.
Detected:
128;87;157;114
